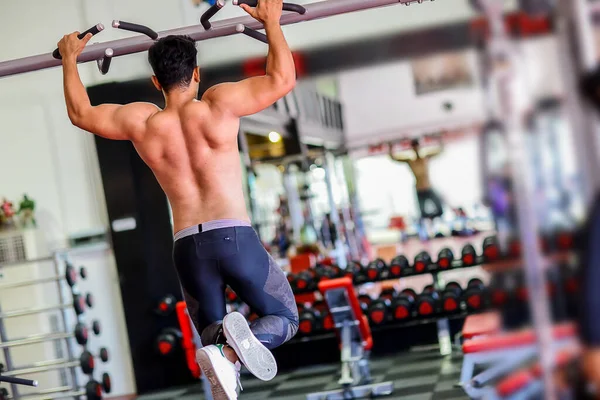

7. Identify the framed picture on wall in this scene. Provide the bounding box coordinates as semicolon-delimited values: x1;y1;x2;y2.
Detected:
411;51;475;95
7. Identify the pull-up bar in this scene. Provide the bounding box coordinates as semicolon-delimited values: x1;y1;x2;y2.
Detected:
0;0;427;79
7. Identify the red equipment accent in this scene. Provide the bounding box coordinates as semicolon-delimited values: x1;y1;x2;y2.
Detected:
175;301;201;379
318;277;373;351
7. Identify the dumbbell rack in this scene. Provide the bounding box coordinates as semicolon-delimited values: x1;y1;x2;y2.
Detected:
0;251;95;400
287;235;577;355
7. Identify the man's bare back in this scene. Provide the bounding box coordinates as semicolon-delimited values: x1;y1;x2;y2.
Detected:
58;0;295;233
128;101;248;232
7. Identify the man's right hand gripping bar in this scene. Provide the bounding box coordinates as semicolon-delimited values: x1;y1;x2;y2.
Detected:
233;0;307;15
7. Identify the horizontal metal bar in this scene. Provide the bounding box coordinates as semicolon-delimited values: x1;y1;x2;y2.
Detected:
0;276;65;290
2;361;79;377
0;332;73;349
15;386;74;399
0;304;72;319
0;0;427;78
0;375;38;387
0;256;54;269
9;357;73;371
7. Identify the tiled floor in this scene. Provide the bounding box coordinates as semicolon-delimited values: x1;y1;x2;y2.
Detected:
134;347;467;400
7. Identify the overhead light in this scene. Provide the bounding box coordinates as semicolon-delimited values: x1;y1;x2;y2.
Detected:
268;131;282;143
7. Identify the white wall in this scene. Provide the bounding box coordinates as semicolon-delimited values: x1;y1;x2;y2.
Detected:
338;36;565;149
338;50;487;148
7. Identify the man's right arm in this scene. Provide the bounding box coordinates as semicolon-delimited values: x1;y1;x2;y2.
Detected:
202;0;296;117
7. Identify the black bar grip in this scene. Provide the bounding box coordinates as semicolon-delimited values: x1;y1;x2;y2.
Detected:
201;0;226;30
97;48;114;75
236;24;268;44
0;375;38;387
112;20;159;40
233;0;306;15
53;23;105;60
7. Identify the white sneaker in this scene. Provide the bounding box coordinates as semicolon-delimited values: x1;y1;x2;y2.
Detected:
222;311;277;381
196;344;242;400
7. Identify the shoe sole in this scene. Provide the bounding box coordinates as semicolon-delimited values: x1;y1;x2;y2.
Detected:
223;312;277;381
196;349;234;400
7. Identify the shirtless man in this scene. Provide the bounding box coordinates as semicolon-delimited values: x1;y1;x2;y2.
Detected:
389;138;444;239
58;1;298;398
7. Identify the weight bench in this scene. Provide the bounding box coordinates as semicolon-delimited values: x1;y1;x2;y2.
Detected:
493;347;579;399
459;313;577;399
306;277;393;400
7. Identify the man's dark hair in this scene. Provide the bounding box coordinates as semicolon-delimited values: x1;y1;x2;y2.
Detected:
148;35;198;92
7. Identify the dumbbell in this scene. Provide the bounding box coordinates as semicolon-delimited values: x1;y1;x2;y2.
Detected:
155;328;182;356
298;307;321;335
69;292;94;316
422;284;436;294
347;261;365;284
416;289;439;317
155;294;177;316
364;258;387;282
414;251;432;274
358;294;373;312
482;236;500;262
489;273;511;308
328;264;343;278
441;282;462;313
562;266;579;296
315;265;337;283
437;248;454;270
294;271;314;292
312;300;328;314
298;307;317;335
389;255;409;277
367;299;390;326
80;376;112;400
463;278;488;312
317;302;335;331
561;265;579;319
391;289;416;321
78;349;109;374
555;231;574;251
461;244;477;267
379;288;398;302
508;238;522;259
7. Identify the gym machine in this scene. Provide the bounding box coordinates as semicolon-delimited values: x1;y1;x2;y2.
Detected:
306;277;393;400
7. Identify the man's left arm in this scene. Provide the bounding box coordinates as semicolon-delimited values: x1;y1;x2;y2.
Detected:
425;140;444;159
60;32;157;140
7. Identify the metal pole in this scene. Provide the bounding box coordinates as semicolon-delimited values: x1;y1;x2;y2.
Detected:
0;303;19;398
554;0;600;208
323;153;348;268
477;1;556;398
0;0;431;78
52;254;79;398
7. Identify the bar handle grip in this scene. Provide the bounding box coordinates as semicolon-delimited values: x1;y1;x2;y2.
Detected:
53;23;105;60
97;48;114;75
112;21;159;40
233;0;306;15
201;0;226;30
236;24;268;44
0;375;38;387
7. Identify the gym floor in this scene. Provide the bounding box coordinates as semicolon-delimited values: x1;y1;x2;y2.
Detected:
117;346;467;400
